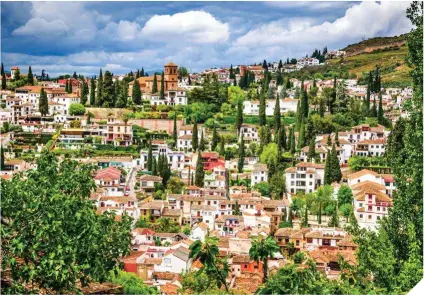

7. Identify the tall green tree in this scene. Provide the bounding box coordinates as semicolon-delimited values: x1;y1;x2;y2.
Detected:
236;101;243;135
147;140;153;171
96;69;103;106
199;131;205;152
301;88;309;118
189;236;229;292
152;74;158;94
80;80;88;105
89;78;95;105
68;80;73;93
160;71;165;99
289;127;296;155
172;114;178;148
39;88;49;116
280;121;287;150
1;152;132;294
380;0;423;272
192;119;198;152
238;134;245;173
219;136;225;156
195;150;204;187
1;63;6;90
307;136;316;162
115;80;128;108
297;120;306;149
27;66;34;85
132;79;141;105
259;93;266;126
370;97;377;117
274;94;281;131
377;92;384;124
211;124;218;151
102;71;114;107
249;236;280;282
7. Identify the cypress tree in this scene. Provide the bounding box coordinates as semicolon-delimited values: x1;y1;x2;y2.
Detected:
302;206;309;228
132;80;141;105
188;166;191;185
80;80;88;105
281;121;287;150
152;158;158;176
96;69;103;106
326;134;332;146
297;120;306;149
157;154;163;176
365;82;371;113
39;88;48;116
27;66;34;85
140;68;145;77
335;131;340;147
377;92;384;124
259;94;266;126
188;75;191;85
331;143;342;182
90;78;95;105
14;68;20;80
295;98;303;131
307;136;316;162
68;80;73;93
147;140;153;171
102;71;114;107
324;149;332;185
289;127;296;155
238;134;245;173
219;136;225;156
152;74;158;93
173;114;178;148
211;124;218;151
236;101;243;135
287;207;293;226
135;70;140;79
160;71;165;99
65;81;69;93
195;150;204;187
328;204;339;227
318;203;322;224
1;63;6;90
0;146;5;170
199;131;205;151
192;119;198;152
301;88;309;118
274;93;281;131
370;96;378;117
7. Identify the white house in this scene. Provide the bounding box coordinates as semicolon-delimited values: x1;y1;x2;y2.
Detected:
285;162;325;196
251;163;268;186
243;99;298;116
154;246;191;273
190;222;209;241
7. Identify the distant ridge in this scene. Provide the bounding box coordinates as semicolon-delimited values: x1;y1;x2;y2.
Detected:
342;34;408;56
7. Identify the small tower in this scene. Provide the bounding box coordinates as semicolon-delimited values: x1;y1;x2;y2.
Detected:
164;62;178;91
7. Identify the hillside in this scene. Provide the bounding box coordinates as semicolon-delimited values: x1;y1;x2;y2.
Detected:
290;34;412;87
342;34;408;56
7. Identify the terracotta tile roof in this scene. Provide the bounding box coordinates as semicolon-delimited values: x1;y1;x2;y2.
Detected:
274;228;295;237
232;254;251;263
351;180;386;191
94;166;121;180
358;139;386;145
160;283;179;295
133;228;155;235
347;169;378;179
123;251;144;263
295;162;325;169
162;208;182;217
195;222;209;231
100;196;136;203
144;258;163;265
355;189;392;202
139;174;163;182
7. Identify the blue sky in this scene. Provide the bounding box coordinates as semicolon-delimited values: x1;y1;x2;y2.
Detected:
1;1;413;77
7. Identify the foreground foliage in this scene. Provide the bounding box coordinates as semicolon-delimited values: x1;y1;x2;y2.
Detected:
1;152;132;294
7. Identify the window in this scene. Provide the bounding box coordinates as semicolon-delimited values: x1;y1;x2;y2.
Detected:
359;214;363;219
368;215;372;220
296;240;299;246
359;203;363;207
164;258;171;265
377;207;380;211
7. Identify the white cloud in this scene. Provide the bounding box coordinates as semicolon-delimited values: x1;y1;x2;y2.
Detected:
101;21;142;41
12;2;106;43
140;10;229;43
232;1;412;61
13;18;69;36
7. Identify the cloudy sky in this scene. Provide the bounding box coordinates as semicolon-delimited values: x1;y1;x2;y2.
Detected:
1;1;413;77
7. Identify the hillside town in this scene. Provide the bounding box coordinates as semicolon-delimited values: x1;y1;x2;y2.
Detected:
0;51;416;293
2;1;424;292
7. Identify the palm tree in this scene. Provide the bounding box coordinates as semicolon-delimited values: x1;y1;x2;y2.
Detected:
249;235;280;282
189;236;230;292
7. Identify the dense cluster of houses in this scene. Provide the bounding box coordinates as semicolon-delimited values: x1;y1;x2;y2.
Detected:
0;61;412;294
